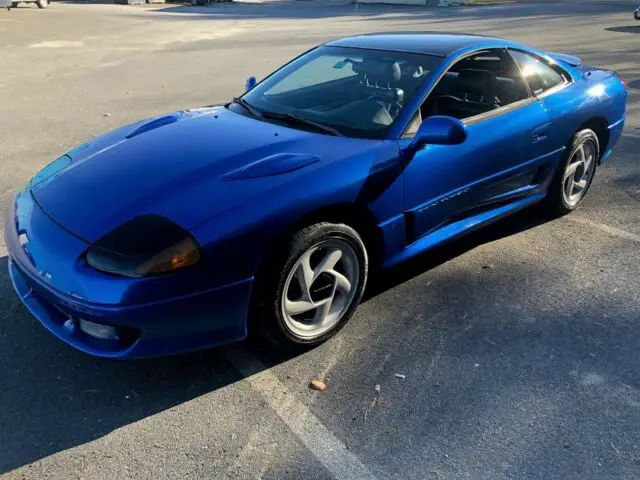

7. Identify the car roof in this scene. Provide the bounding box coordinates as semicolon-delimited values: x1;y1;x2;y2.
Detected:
325;32;506;57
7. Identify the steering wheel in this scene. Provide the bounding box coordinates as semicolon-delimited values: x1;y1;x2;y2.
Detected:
366;92;395;104
366;92;404;118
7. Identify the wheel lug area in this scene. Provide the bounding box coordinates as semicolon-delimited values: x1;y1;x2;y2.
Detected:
309;272;335;303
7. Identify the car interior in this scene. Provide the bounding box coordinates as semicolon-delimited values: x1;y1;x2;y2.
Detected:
252;49;531;138
421;52;530;121
260;54;432;135
402;50;531;136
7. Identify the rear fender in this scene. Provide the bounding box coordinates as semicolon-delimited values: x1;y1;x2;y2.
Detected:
539;70;626;163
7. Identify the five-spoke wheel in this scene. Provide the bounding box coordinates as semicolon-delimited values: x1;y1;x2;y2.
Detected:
254;222;368;349
281;238;360;339
544;128;600;215
562;138;597;208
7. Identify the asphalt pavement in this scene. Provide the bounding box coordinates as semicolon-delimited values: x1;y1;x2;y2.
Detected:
0;1;639;479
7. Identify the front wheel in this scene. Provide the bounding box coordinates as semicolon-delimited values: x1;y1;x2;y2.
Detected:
542;129;599;216
36;0;49;9
253;222;368;350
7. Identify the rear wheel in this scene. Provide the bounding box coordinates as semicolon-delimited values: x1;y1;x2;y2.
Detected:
543;129;599;216
253;222;368;350
36;0;49;8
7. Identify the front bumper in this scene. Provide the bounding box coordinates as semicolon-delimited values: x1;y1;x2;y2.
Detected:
4;193;252;359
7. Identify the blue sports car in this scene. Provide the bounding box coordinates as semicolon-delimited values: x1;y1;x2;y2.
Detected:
5;33;627;359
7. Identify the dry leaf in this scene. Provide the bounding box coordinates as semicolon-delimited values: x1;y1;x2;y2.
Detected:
310;380;327;391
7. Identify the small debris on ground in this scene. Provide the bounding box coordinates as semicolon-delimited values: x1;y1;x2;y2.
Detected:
103;113;111;117
374;384;381;393
394;373;406;379
482;264;494;270
364;396;379;422
309;380;327;391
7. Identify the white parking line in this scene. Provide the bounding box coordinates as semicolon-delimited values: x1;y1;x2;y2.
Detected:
29;40;84;49
0;18;35;23
567;216;640;244
225;348;377;480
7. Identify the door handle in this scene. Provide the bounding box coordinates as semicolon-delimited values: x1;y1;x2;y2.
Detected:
532;123;551;143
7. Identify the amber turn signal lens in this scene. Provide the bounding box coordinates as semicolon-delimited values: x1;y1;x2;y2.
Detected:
136;237;201;276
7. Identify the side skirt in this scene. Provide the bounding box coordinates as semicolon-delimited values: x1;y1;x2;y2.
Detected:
382;192;545;269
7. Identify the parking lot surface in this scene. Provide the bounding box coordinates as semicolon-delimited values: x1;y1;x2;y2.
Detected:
1;1;639;478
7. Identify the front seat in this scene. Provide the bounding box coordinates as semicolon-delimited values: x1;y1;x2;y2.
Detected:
325;60;405;128
353;60;405;125
435;69;499;120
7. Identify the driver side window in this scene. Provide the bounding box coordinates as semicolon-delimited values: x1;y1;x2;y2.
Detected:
419;49;530;122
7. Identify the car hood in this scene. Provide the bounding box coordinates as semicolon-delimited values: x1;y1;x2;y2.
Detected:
31;106;377;243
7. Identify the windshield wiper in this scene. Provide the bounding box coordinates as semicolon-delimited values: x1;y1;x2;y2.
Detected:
232;97;263;120
260;110;344;137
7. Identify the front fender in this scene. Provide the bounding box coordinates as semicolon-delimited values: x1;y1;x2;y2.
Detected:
190;140;401;287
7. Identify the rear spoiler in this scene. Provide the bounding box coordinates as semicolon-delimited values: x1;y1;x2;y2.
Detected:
545;51;582;68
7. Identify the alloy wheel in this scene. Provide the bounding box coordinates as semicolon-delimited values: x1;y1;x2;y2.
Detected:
562;139;596;208
281;238;360;339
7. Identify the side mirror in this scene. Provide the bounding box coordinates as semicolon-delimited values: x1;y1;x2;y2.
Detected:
245;76;257;92
410;115;467;151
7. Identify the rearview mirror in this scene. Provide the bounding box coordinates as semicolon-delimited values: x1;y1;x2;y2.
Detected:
245;76;257;91
411;116;467;151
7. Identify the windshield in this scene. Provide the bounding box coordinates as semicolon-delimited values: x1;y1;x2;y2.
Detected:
231;46;442;139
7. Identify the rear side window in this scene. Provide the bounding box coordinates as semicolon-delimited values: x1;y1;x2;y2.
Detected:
509;50;567;96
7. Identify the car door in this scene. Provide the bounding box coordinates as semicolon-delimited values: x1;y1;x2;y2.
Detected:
401;48;553;241
508;48;575;162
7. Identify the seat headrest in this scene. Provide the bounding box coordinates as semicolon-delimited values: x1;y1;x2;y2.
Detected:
354;60;402;85
456;69;497;95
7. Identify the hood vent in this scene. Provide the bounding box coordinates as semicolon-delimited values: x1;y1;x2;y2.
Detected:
126;114;181;139
222;153;321;180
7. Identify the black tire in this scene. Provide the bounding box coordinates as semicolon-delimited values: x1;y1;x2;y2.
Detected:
11;1;18;6
36;0;48;8
542;128;599;217
252;222;368;350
